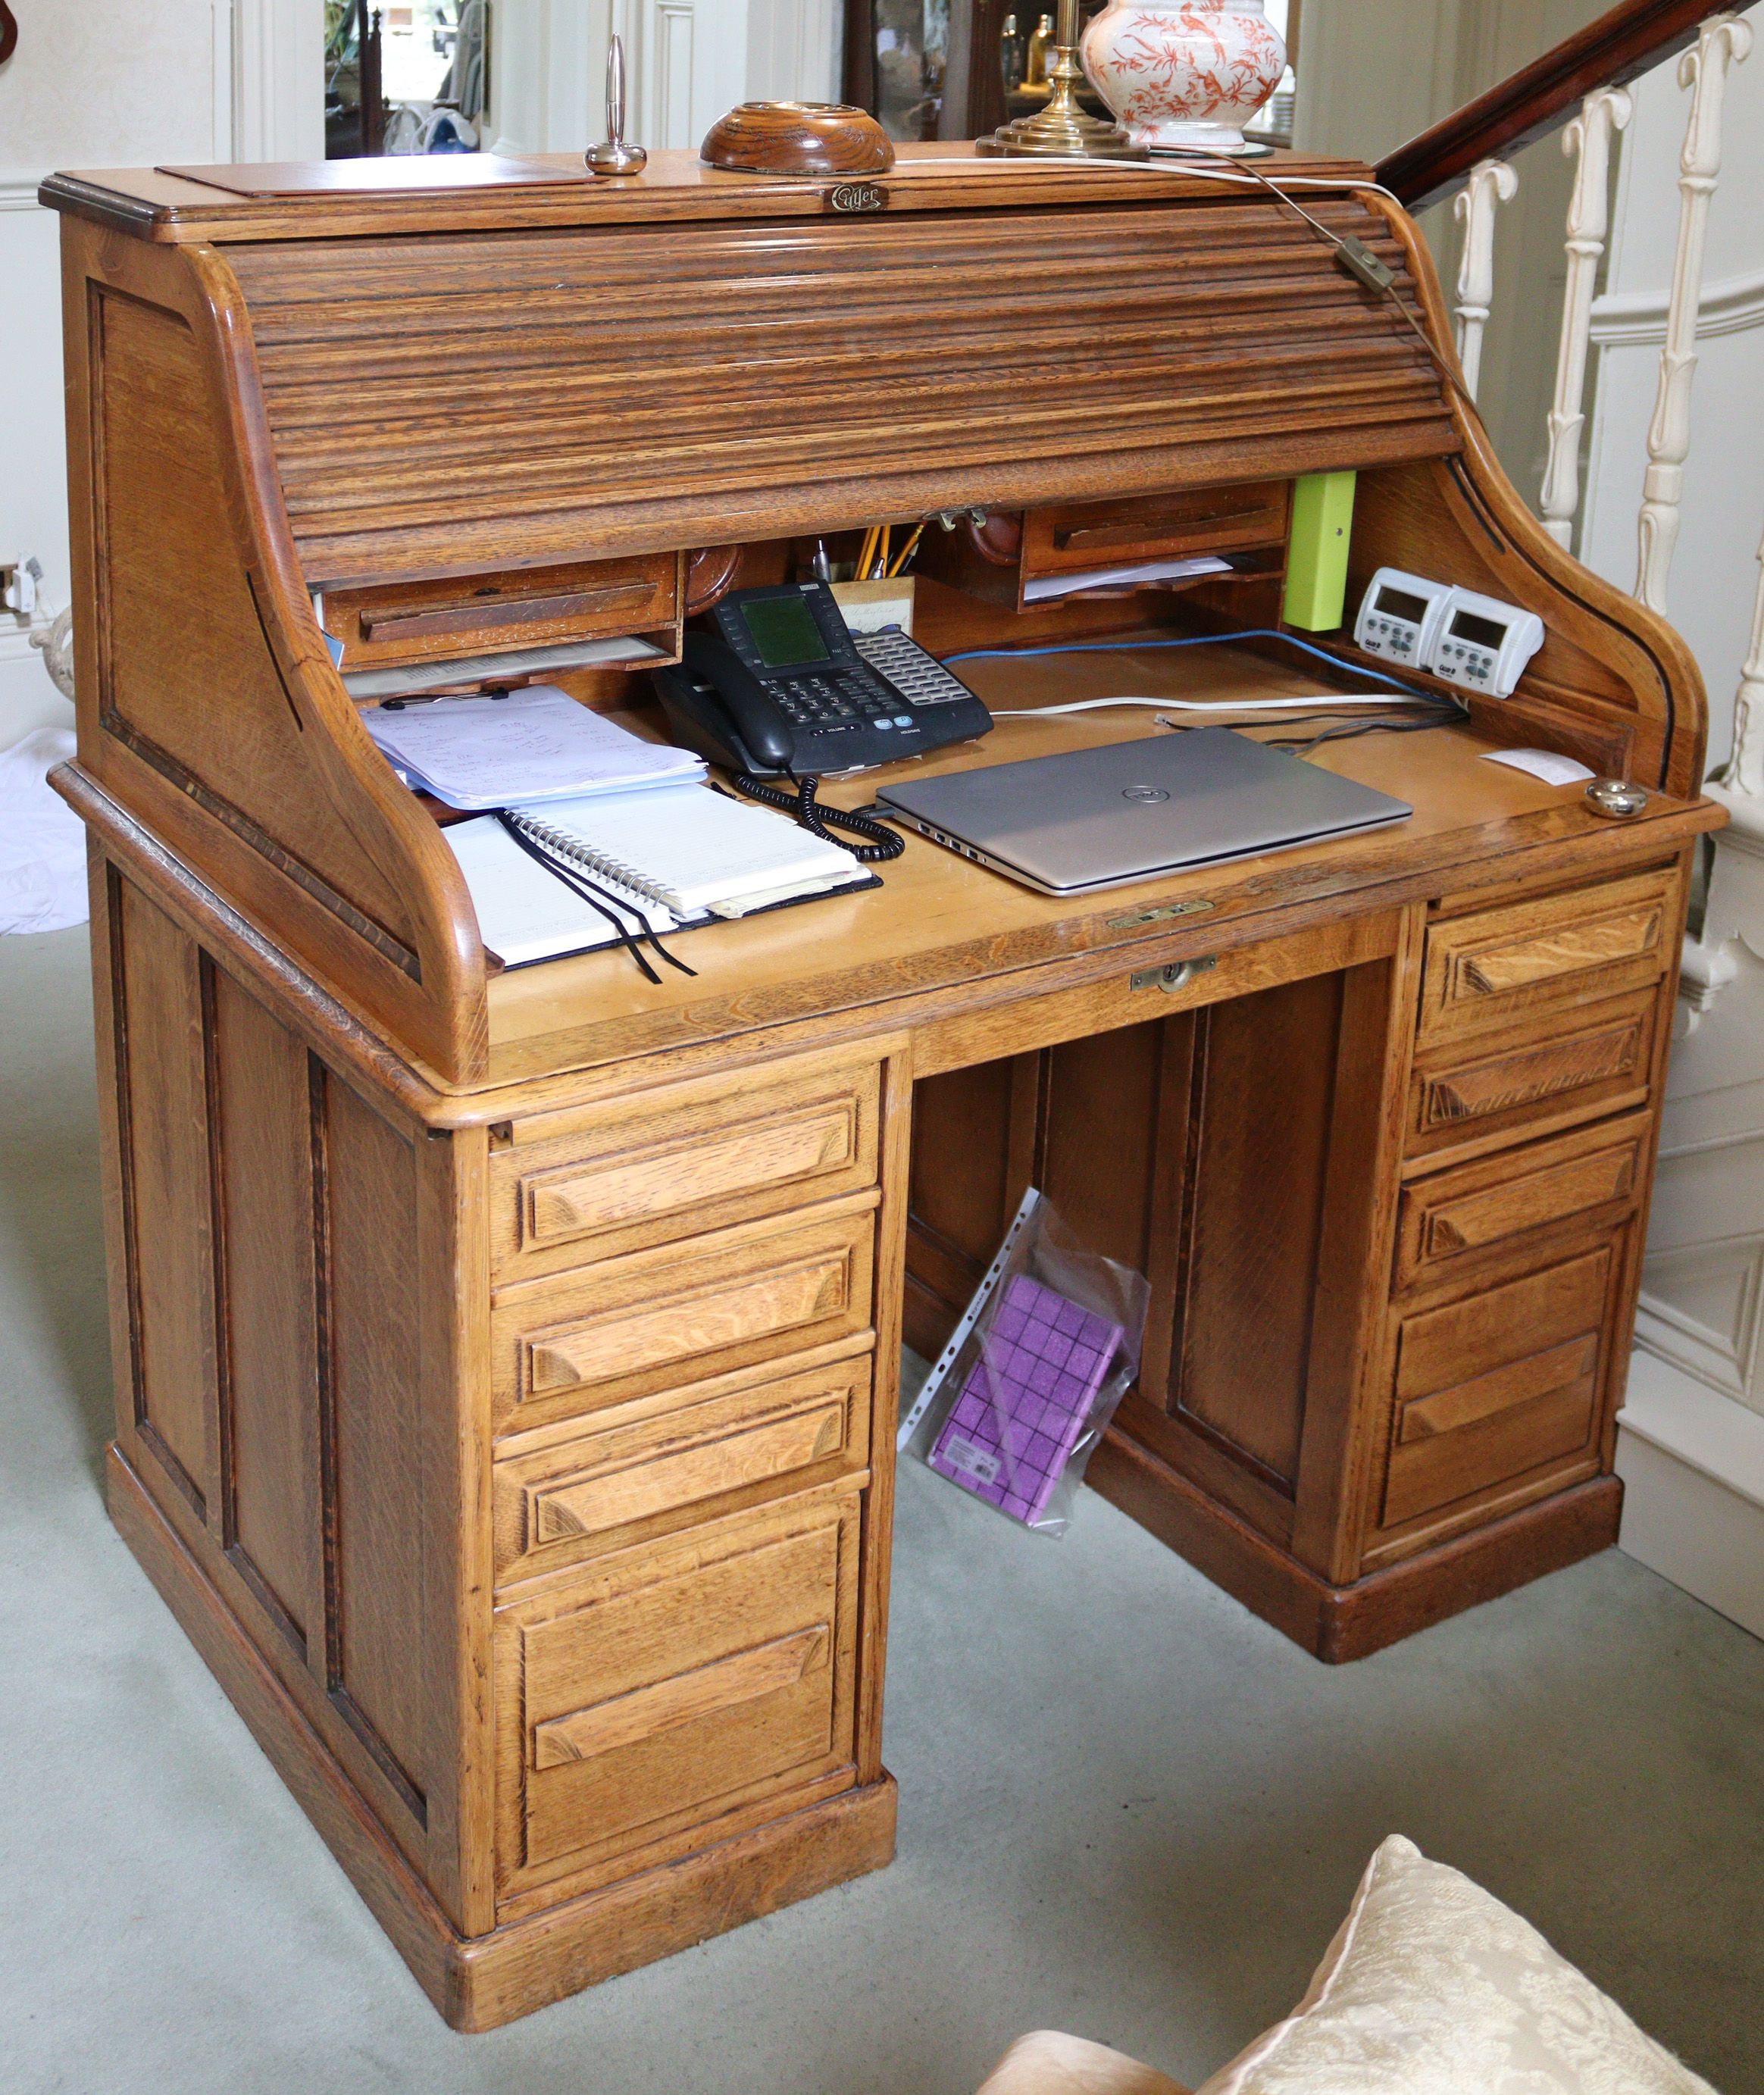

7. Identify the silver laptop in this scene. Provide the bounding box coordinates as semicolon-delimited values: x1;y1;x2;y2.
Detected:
875;727;1412;896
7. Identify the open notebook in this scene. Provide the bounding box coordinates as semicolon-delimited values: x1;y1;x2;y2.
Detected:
444;783;873;968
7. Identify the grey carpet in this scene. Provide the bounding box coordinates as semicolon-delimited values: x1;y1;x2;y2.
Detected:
2;925;1759;2095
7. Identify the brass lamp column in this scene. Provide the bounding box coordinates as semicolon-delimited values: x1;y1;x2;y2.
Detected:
977;0;1146;158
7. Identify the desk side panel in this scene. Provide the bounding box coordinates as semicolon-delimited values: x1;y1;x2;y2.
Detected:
95;861;490;1931
60;220;488;1082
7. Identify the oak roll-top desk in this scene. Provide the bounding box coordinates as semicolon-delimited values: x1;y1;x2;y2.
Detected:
43;147;1722;2029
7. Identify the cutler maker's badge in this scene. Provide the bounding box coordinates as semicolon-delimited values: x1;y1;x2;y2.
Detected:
825;181;887;213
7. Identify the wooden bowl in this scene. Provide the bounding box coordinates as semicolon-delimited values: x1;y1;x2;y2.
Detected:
699;102;895;177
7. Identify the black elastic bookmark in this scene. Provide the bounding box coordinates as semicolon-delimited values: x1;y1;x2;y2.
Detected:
493;813;697;984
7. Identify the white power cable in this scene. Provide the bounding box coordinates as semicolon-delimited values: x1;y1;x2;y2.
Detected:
990;692;1437;719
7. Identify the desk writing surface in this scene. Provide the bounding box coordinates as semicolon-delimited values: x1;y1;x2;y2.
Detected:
480;639;1710;1088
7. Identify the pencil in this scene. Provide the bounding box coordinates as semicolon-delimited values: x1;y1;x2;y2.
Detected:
887;522;925;577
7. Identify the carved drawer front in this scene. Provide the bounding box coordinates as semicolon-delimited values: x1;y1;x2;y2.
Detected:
1405;988;1659;1166
1394;1112;1649;1290
1378;1241;1617;1537
1418;869;1675;1043
491;1052;881;1283
493;1487;861;1902
491;1197;877;1433
493;1344;873;1583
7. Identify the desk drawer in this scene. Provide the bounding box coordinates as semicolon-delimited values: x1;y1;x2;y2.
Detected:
491;1052;881;1283
1377;1240;1619;1539
1021;480;1291;579
1394;1112;1650;1291
1418;869;1675;1044
493;1487;861;1900
1405;988;1659;1166
493;1345;873;1583
492;1199;877;1433
321;552;678;670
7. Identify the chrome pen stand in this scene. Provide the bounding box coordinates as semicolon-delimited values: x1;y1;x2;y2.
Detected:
977;0;1145;159
587;34;647;176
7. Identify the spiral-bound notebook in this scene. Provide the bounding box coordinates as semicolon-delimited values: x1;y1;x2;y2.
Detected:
444;784;872;968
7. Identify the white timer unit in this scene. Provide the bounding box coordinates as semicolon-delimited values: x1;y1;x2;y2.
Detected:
1353;568;1452;669
1429;586;1545;698
1353;568;1545;699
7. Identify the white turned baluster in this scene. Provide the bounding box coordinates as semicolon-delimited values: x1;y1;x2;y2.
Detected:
1726;524;1764;799
1453;158;1518;401
1540;87;1632;549
1634;13;1754;611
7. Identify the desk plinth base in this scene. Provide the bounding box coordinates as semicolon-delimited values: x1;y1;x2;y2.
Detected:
106;1445;899;2031
1089;1427;1624;1664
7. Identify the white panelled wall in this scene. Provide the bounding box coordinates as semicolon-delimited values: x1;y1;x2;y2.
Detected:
0;0;828;746
0;0;322;743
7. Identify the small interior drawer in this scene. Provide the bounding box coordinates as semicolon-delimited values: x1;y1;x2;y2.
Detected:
493;1344;873;1582
1418;869;1676;1044
493;1487;861;1898
320;551;679;669
1378;1240;1619;1534
1405;987;1659;1166
491;1052;881;1283
491;1197;877;1433
1021;480;1292;579
1394;1112;1650;1290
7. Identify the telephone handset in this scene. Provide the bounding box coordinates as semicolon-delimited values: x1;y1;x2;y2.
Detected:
649;580;993;779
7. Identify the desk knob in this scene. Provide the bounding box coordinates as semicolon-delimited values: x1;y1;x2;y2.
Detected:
1584;777;1650;819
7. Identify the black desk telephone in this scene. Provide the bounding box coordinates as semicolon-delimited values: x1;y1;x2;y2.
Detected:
650;582;993;777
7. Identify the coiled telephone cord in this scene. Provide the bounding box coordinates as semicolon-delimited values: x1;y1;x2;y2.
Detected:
729;771;906;864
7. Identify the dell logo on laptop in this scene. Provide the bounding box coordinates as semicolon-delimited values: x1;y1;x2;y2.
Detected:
1122;786;1171;804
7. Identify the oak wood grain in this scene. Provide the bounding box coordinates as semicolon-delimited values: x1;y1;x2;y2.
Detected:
1418;868;1674;1041
493;1348;872;1582
493;1485;862;1901
490;1050;880;1282
1394;1112;1647;1289
491;1197;878;1432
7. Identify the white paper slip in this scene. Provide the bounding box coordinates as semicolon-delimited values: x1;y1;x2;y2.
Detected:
1021;554;1232;604
364;686;704;808
1482;748;1596;786
443;815;684;968
508;783;867;915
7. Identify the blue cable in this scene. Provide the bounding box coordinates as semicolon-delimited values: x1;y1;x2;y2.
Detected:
940;627;1443;706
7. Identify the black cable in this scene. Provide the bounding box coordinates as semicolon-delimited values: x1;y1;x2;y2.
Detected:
1161;146;1490;433
728;770;906;863
1265;712;1455;757
493;814;696;983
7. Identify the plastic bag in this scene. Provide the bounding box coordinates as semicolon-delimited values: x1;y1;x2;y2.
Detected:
899;1189;1150;1537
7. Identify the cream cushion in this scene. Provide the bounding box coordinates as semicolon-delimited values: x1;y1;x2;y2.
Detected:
1194;1835;1717;2095
977;2031;1192;2095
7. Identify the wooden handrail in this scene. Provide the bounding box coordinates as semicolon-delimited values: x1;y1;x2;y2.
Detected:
1378;0;1728;209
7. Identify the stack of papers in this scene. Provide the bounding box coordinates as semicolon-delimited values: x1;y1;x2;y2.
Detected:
1022;554;1232;603
362;685;704;807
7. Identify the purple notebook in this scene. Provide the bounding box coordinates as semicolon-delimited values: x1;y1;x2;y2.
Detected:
928;1276;1124;1524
